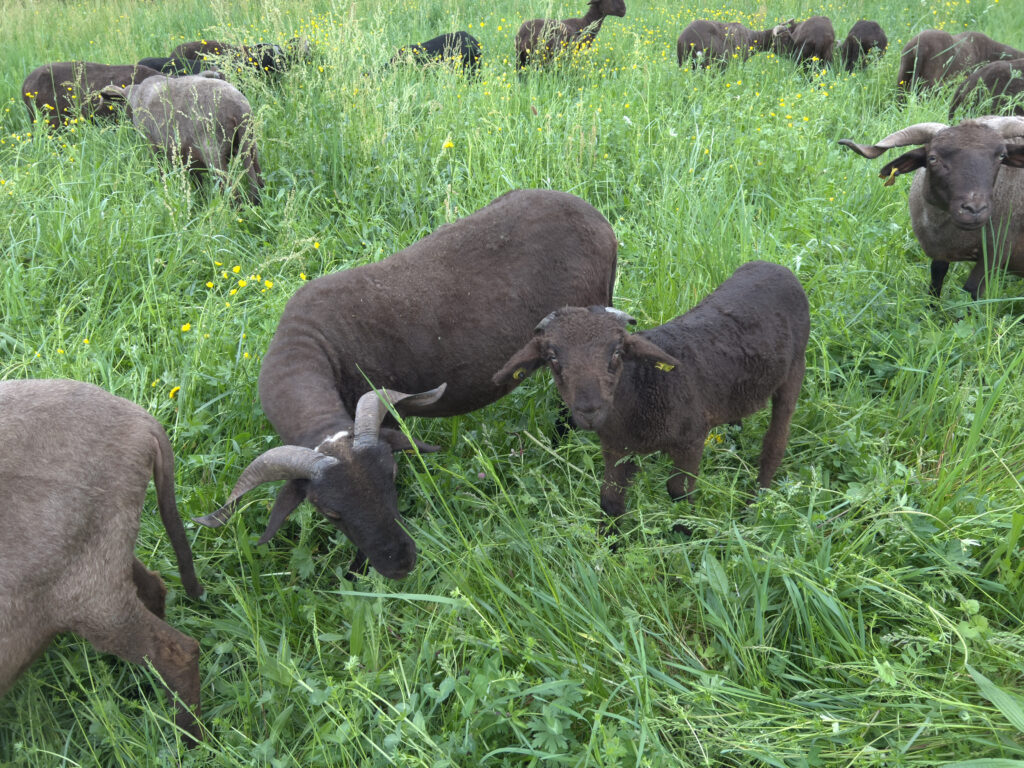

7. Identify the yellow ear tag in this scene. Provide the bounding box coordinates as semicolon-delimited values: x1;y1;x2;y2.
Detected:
883;166;898;187
655;362;675;372
513;368;525;380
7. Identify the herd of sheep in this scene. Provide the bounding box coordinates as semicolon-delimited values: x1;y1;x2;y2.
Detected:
5;0;1024;747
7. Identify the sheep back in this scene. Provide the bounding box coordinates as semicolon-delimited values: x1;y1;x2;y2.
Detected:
21;61;160;129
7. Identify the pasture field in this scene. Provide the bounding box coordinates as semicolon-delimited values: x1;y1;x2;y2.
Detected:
2;0;1024;765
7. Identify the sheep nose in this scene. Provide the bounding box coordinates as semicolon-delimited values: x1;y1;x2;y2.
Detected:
960;199;988;216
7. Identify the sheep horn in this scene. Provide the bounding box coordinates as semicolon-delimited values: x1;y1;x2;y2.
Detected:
352;384;447;450
838;123;949;158
599;306;637;325
534;310;560;333
976;115;1024;139
195;445;338;527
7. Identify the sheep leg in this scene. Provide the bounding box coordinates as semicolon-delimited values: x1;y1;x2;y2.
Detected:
76;603;202;745
930;259;950;298
757;361;805;489
132;558;168;619
598;447;638;535
962;260;987;300
0;623;54;695
666;441;705;502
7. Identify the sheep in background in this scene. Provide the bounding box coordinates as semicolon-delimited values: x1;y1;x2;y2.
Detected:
516;0;626;69
170;38;310;75
837;20;887;72
840;117;1024;298
197;189;618;579
676;19;789;68
774;16;836;68
0;379;203;744
137;56;210;76
949;59;1024;119
896;30;1024;100
493;261;809;530
21;61;160;129
99;71;263;205
387;31;482;75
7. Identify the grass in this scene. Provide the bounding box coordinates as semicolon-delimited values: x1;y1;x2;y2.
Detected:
2;0;1024;765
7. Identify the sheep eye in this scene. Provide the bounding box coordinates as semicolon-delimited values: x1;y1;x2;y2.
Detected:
1000;151;1008;160
927;155;938;165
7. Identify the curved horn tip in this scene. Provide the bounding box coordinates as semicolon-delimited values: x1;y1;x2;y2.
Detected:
534;310;559;333
194;506;232;528
602;306;637;325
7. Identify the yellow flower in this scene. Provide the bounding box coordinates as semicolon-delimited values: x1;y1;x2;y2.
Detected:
206;281;214;288
169;386;181;399
264;280;273;288
82;339;89;345
232;265;241;273
238;279;247;287
443;140;454;149
181;323;191;332
313;241;319;249
300;272;307;280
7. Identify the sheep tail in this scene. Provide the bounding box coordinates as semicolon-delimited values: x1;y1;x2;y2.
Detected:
152;426;204;598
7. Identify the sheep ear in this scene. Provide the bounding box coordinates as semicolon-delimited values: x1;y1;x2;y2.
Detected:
492;337;546;388
623;334;683;372
379;427;442;454
878;147;927;186
1003;144;1024;168
99;84;127;99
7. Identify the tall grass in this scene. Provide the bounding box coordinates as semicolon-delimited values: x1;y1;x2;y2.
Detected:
2;0;1023;765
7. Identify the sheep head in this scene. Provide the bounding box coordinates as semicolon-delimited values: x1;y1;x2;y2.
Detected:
493;307;680;431
595;0;627;18
197;384;445;580
840;118;1024;230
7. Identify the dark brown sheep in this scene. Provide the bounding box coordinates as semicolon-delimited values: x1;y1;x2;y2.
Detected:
837;20;887;72
493;261;809;528
896;30;1024;100
171;38;310;74
840;117;1024;298
99;72;264;206
774;16;836;67
0;379;203;744
137;56;209;76
197;189;618;579
388;31;482;75
20;61;160;129
676;19;786;68
515;0;626;69
949;59;1024;119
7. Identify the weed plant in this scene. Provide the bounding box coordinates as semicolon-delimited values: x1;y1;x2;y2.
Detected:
1;0;1023;765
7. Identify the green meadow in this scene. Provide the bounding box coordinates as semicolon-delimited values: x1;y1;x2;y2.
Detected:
2;0;1024;764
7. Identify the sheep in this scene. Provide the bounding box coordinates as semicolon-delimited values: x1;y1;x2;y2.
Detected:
196;189;618;580
949;59;1024;119
98;72;264;206
515;0;626;70
839;117;1024;298
773;16;836;67
387;31;482;75
0;379;203;744
20;61;160;129
492;261;809;529
896;30;1024;100
676;19;786;68
137;56;209;76
171;38;310;74
837;20;888;72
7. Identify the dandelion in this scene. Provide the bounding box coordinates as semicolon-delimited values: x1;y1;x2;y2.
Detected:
238;279;247;287
169;386;181;399
300;272;308;280
82;339;89;345
181;323;191;332
442;140;454;149
57;349;65;355
313;242;320;249
206;281;214;288
264;280;273;288
232;265;241;273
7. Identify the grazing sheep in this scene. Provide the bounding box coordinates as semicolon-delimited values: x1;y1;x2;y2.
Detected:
0;379;203;744
387;31;482;75
676;19;786;68
21;61;160;129
99;72;263;205
171;38;310;74
837;20;887;72
493;261;809;528
196;189;618;581
516;0;626;70
196;189;618;579
896;30;1024;100
949;59;1024;119
839;117;1024;298
774;16;836;67
137;56;209;76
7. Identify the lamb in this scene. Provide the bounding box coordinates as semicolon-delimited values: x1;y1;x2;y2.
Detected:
515;0;626;70
896;30;1024;100
98;72;264;205
773;16;836;67
949;59;1024;119
839;117;1024;298
137;56;209;76
837;20;888;72
676;19;786;68
196;189;618;579
387;31;482;75
171;38;310;74
492;261;809;529
0;379;203;743
21;61;160;129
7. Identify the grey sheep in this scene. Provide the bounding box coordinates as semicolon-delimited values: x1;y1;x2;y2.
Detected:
493;261;809;528
99;72;264;205
840;116;1024;298
773;16;836;67
197;189;618;579
837;20;887;72
676;19;788;68
0;379;203;744
21;61;160;129
896;30;1024;101
949;59;1024;119
515;0;626;69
